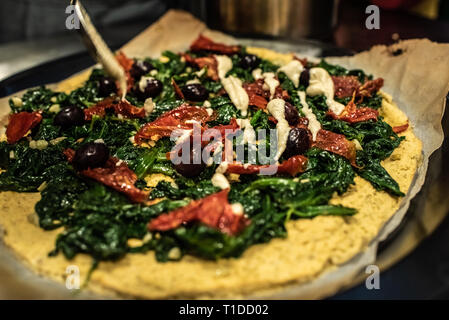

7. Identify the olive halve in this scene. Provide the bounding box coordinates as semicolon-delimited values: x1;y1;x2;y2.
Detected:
136;78;163;99
181;83;208;102
130;60;154;80
239;54;259;70
72;142;110;171
54;105;85;128
98;77;117;96
284;127;310;158
284;102;300;126
299;69;310;87
173;140;205;178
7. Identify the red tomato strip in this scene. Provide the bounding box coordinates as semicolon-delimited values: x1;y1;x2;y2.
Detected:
171;78;185;100
243;79;289;110
148;189;249;235
190;35;240;55
183;54;219;81
332;76;361;99
134;104;212;144
392;123;409;133
226;155;308;177
64;148;149;203
115;51;135;92
313;129;357;167
327;98;378;123
84;97;145;121
331;76;384;99
6;111;42;144
358;78;384;98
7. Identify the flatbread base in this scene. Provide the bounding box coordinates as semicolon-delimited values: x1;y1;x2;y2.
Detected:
0;46;422;299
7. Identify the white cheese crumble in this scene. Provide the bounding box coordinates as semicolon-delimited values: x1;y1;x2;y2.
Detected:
29;140;48;150
186;78;201;85
230;203;244;216
298;91;321;141
11;97;22;107
48;104;61;113
94;138;105;144
277;60;304;88
267;99;291;160
252;68;263;80
143;98;155;116
203;100;212;108
211;172;230;190
138;76;154;92
306;67;345;115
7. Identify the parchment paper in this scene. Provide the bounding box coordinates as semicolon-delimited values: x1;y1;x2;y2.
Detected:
0;10;448;299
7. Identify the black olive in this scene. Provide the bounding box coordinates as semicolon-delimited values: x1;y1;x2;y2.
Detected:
54;106;85;128
284;102;299;126
239;54;259;70
98;77;117;96
284;128;310;158
136;78;163;99
173;139;205;178
72;142;110;171
299;69;310;87
181;83;209;102
130;60;154;80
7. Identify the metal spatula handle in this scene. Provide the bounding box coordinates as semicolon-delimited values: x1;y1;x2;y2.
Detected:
71;0;127;100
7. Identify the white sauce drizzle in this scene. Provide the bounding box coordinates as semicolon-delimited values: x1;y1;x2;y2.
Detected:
306;67;345;115
297;91;321;141
216;55;249;117
251;69;280;100
267;99;291;160
215;55;233;80
277;60;304;88
221;76;249;117
236;119;256;145
261;72;279;100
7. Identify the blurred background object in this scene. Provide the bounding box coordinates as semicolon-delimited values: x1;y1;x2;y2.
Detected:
204;0;338;40
1;0;449;83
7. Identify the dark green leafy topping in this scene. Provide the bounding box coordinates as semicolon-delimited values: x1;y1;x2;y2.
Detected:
0;48;405;265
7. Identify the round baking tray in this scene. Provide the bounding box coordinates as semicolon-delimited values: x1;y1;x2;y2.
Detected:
0;40;448;299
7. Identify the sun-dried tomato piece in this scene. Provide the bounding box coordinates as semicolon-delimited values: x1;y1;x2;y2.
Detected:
190;34;240;55
358;78;384;98
84;97;145;121
183;54;219;81
134;104;212;144
327;98;378;123
171;78;185;100
148;189;249;235
293;55;308;67
392;122;409;133
332;76;361;99
243;79;289;110
313;129;357;167
115;51;135;92
64;148;148;203
226;155;308;177
6;111;42;144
